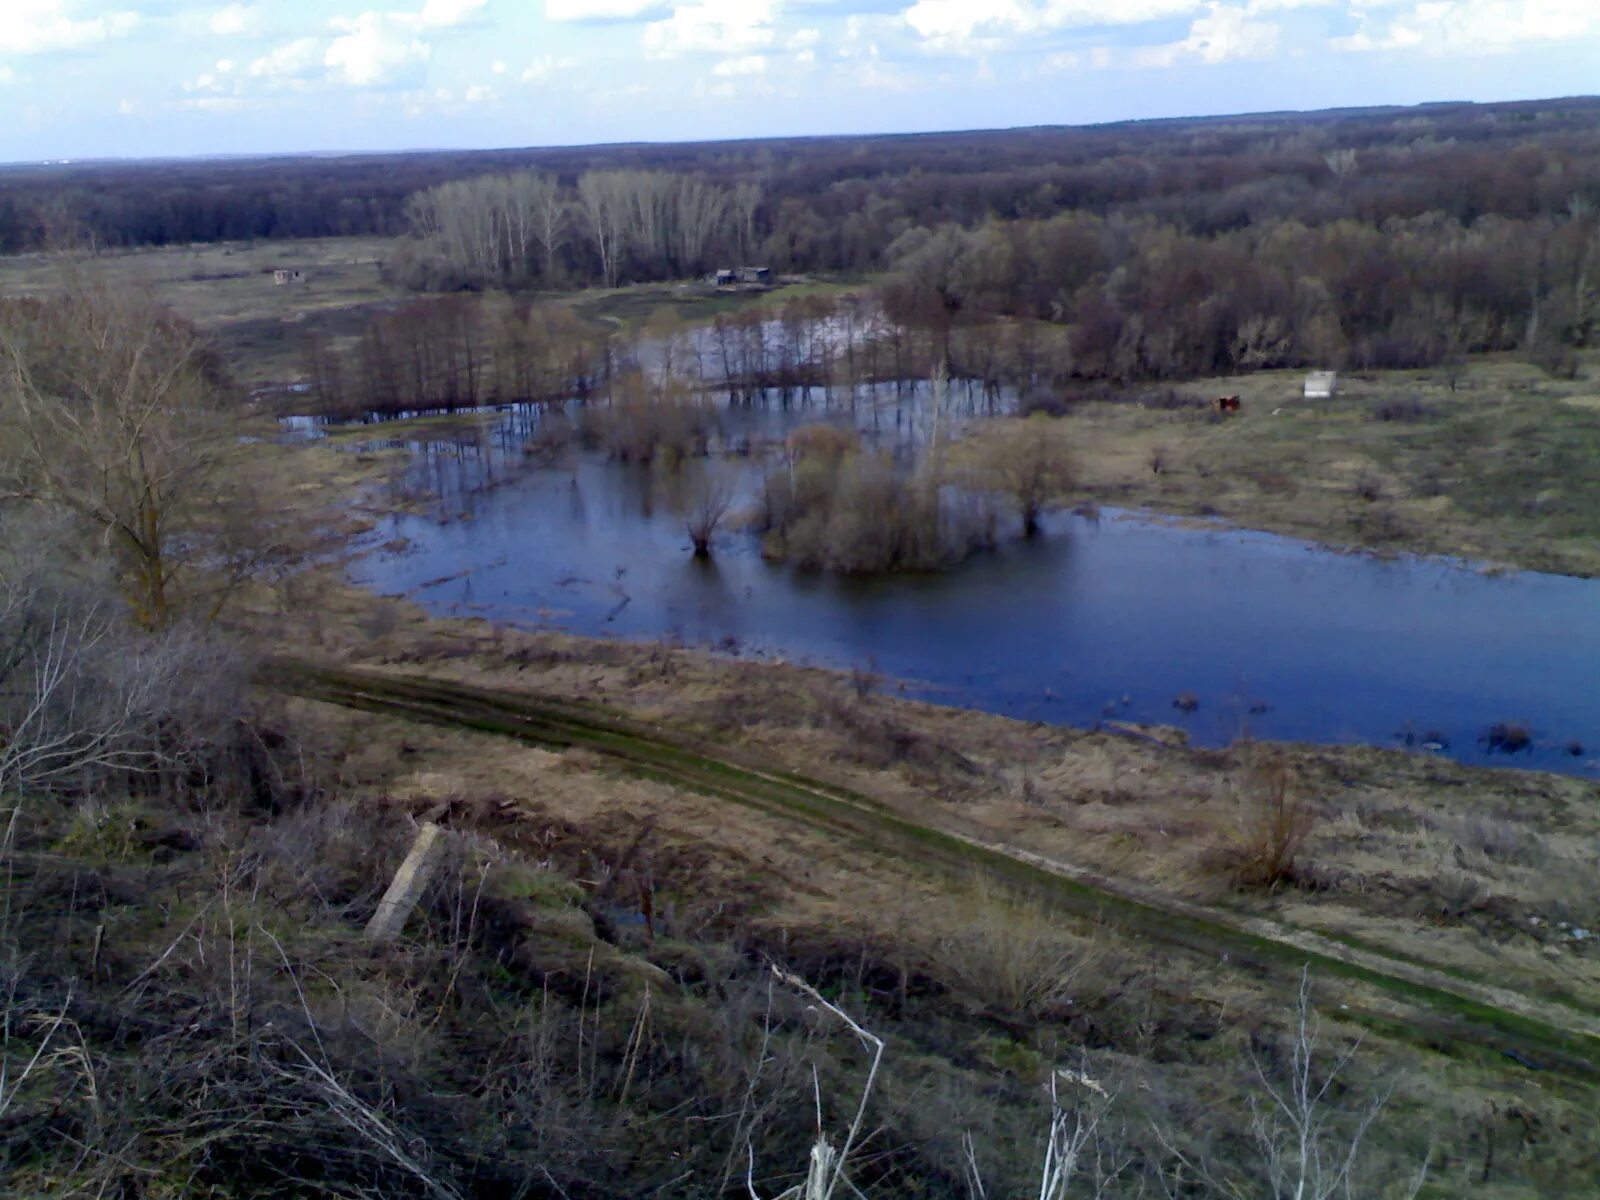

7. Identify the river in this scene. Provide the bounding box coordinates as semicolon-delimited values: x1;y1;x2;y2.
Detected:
332;391;1600;778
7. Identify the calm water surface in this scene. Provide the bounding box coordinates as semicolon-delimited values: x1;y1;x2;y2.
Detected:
341;396;1600;778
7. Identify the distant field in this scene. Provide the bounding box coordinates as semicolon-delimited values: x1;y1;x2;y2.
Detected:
0;239;867;388
0;237;403;386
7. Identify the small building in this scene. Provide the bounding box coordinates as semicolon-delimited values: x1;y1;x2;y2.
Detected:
273;268;306;286
712;267;772;288
1303;370;1339;399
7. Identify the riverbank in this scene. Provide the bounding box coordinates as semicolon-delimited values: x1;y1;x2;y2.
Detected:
263;576;1600;1023
1024;355;1600;577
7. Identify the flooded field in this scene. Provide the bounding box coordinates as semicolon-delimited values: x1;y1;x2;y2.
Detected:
334;389;1600;778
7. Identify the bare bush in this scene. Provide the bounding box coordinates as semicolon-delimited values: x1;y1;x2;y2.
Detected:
681;465;736;557
1371;397;1433;423
919;877;1104;1020
1160;969;1426;1200
1483;721;1533;754
580;373;718;464
0;516;250;806
756;444;995;574
1210;757;1317;891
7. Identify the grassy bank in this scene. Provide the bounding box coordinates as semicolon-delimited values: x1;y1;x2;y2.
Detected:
265;580;1600;1024
1026;355;1600;576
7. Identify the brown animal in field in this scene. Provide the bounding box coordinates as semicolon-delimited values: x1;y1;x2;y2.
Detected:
1214;395;1241;414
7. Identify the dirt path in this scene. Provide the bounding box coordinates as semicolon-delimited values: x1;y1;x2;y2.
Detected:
266;658;1600;1083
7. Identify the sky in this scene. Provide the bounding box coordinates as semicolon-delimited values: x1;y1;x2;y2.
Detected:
0;0;1598;161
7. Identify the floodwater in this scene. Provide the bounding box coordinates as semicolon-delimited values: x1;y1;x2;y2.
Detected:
338;390;1600;778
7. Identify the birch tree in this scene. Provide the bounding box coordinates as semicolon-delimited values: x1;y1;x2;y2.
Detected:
578;171;629;288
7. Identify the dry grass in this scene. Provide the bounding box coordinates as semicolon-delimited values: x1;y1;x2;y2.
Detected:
257;582;1600;1019
0;237;404;386
1208;757;1318;891
908;874;1109;1020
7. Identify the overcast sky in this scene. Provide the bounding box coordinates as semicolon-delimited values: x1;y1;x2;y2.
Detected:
2;1;1598;161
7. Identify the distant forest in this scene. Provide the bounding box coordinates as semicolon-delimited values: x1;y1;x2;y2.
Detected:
5;96;1599;380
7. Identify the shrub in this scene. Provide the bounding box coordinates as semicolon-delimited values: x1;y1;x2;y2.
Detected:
580;376;718;464
1529;340;1581;381
756;448;995;573
918;877;1105;1020
1211;758;1316;890
1371;397;1433;423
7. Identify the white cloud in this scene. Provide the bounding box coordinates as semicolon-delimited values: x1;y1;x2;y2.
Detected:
492;58;507;73
397;0;488;31
1334;0;1600;53
248;37;322;79
902;0;1204;54
1245;0;1336;10
117;97;135;115
0;66;14;84
208;4;264;37
545;0;669;19
836;13;901;59
522;55;576;82
712;53;769;74
643;0;781;57
1136;3;1280;65
325;12;432;87
0;0;141;56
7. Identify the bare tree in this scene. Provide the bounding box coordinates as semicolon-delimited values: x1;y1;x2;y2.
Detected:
734;180;765;262
1158;969;1429;1200
578;171;630;288
682;467;735;558
0;283;299;628
961;414;1076;537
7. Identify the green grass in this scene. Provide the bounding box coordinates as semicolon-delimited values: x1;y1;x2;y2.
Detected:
1051;353;1600;576
566;275;873;329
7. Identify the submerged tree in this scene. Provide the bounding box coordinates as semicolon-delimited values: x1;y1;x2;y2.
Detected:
681;466;735;558
960;413;1076;537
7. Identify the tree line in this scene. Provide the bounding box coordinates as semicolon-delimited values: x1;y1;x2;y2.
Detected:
396;168;764;289
301;294;611;417
883;202;1599;381
4;97;1597;277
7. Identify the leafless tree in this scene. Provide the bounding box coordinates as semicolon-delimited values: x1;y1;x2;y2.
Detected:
682;466;736;558
1158;968;1429;1200
577;171;630;288
961;414;1076;537
0;282;304;628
